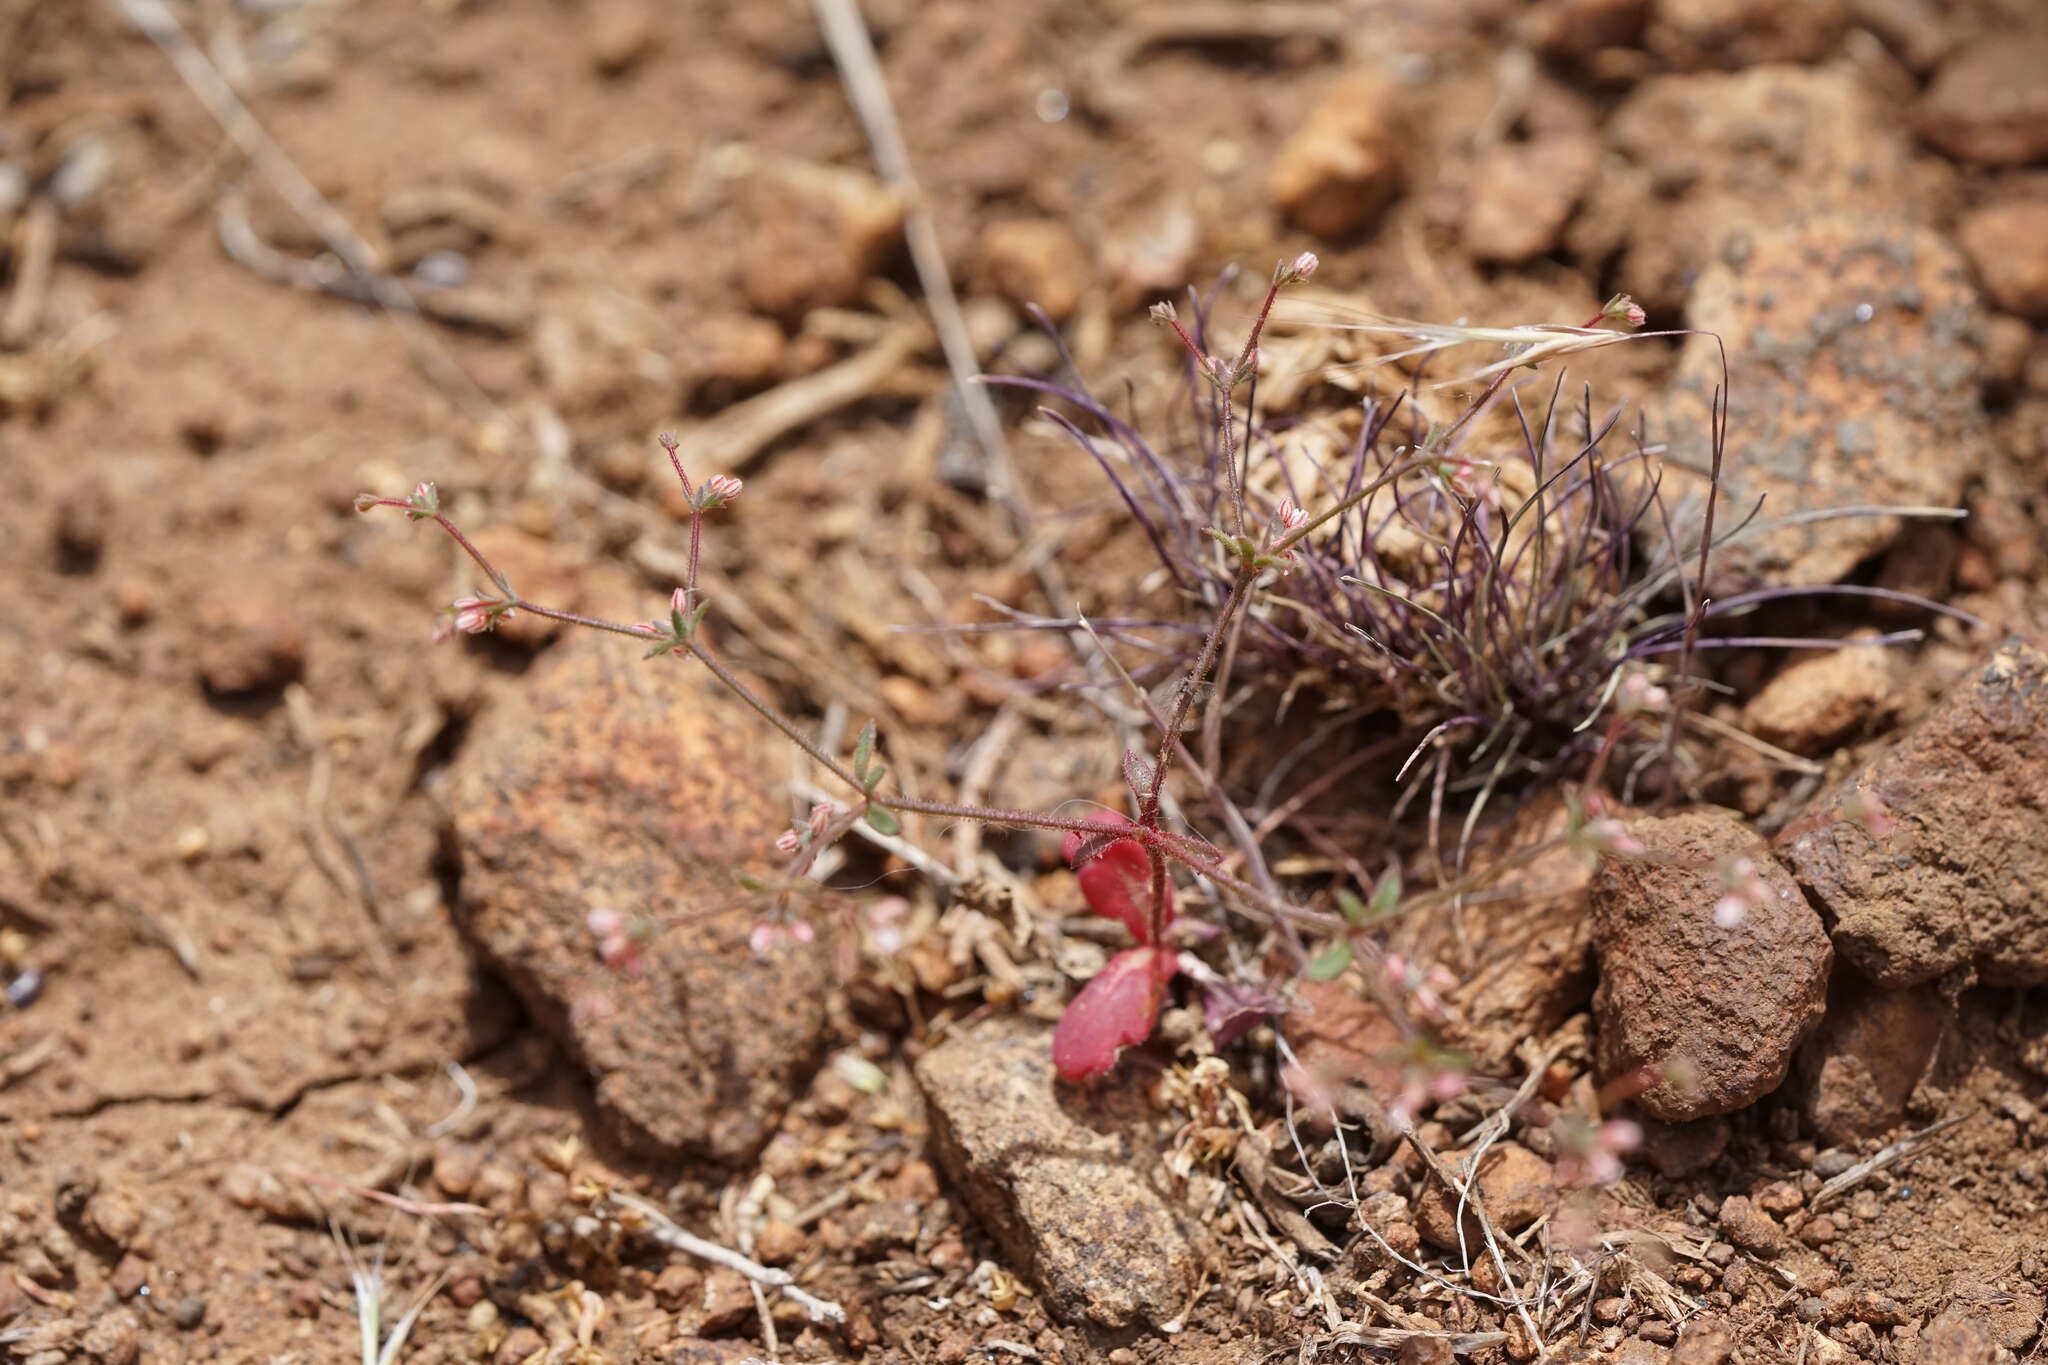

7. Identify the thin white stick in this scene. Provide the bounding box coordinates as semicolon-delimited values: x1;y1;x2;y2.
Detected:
809;0;1006;477
793;777;960;887
425;1060;478;1139
609;1190;846;1324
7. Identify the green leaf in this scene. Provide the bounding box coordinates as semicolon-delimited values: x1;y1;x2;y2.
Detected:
736;874;773;894
1305;940;1353;982
852;721;877;785
1370;867;1403;919
1336;888;1367;926
862;764;887;795
864;803;900;837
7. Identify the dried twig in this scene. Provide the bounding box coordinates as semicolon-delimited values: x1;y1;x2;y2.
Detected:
0;197;58;349
608;1189;845;1324
1810;1113;1970;1211
285;684;389;973
424;1061;478;1140
1403;1121;1550;1357
120;902;202;980
809;0;1005;475
662;320;925;480
285;1165;488;1220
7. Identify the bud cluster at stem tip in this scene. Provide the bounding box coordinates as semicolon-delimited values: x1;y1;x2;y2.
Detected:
696;474;743;510
1273;251;1319;287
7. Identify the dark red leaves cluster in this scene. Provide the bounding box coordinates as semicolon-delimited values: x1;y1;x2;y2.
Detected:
1051;815;1179;1081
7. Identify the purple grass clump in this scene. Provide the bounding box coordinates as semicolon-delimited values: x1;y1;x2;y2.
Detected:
993;283;1934;825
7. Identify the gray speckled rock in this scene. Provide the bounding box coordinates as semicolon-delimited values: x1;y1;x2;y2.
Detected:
914;1020;1201;1331
1652;215;1989;591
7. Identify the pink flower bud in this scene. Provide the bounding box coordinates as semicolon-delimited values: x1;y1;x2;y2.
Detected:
808;802;835;835
748;918;816;956
1274;252;1319;286
1148;301;1178;324
776;829;802;855
450;595;505;635
1712;894;1748;929
699;474;743;508
598;933;643;978
586;907;624;937
1276;500;1310;534
412;481;435;505
1580;817;1645;859
1601;293;1646;328
1600;1118;1642;1152
670;587;689;616
1616;670;1669;715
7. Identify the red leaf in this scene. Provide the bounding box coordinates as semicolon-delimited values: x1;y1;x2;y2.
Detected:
1061;814;1175;944
1052;946;1177;1081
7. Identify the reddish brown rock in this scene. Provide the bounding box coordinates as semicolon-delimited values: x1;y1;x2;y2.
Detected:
52;478;110;572
1915;1311;2000;1364
977;218;1088;322
1741;637;1900;757
1522;0;1648;61
1670;1321;1737;1364
451;637;828;1161
1917;33;2048;165
736;157;902;320
1462;133;1599;265
1576;68;1916;314
195;589;307;695
1287;978;1408;1098
1715;1194;1786;1258
1652;216;1989;590
1779;638;2048;988
684;312;788;395
914;1019;1201;1331
1590;809;1831;1121
1268;72;1405;240
1957;201;2048;320
1412;1142;1557;1252
465;525;584;650
1635;1114;1730;1179
1648;0;1848;69
1794;972;1947;1143
1404;794;1597;1073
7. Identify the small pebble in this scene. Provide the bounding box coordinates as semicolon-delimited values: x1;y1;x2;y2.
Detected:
172;1294;206;1329
6;968;43;1010
413;249;470;288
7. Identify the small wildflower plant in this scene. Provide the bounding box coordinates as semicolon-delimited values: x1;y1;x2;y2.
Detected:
358;259;1374;1083
353;251;1838;1097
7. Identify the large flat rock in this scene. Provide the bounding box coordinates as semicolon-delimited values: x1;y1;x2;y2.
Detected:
915;1020;1202;1332
450;637;828;1162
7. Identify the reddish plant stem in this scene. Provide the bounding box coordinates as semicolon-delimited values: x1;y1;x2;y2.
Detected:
660;437;708;601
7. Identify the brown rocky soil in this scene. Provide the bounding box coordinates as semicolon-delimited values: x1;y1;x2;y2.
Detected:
2;3;2047;1365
